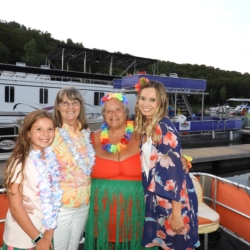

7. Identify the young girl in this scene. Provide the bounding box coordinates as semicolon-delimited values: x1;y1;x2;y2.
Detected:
134;80;200;250
3;110;63;250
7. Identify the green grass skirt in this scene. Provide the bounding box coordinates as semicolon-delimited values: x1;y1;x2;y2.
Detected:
84;178;157;250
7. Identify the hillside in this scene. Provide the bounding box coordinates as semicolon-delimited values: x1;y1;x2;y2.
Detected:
0;20;250;106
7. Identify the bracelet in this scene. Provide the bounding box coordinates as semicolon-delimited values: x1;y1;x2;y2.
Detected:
31;232;43;245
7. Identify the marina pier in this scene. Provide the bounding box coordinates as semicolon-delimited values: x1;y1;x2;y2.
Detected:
1;143;250;184
184;130;250;173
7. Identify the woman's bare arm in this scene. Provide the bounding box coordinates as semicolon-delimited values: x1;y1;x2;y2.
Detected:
8;183;40;239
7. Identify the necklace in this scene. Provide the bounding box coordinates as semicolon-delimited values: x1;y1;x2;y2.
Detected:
58;127;95;175
29;147;63;230
100;120;134;153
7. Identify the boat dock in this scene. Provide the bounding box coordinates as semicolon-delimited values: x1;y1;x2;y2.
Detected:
0;131;250;180
1;143;249;178
183;140;250;173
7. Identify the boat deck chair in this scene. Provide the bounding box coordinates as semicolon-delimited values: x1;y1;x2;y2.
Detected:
190;174;220;250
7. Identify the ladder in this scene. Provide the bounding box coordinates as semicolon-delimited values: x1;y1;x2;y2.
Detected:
177;95;193;119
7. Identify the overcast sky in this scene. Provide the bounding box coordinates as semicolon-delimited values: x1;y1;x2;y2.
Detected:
2;0;250;74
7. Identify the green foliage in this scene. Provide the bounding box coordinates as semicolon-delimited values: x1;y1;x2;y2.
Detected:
209;88;216;105
0;20;250;106
219;86;227;104
147;61;250;105
0;42;10;61
21;39;45;66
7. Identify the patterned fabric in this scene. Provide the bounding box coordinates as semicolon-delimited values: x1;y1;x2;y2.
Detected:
52;123;91;208
2;239;54;250
140;117;200;250
2;242;34;250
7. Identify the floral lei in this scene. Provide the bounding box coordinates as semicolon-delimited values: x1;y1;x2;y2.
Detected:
100;92;128;106
100;120;134;153
58;127;95;175
29;147;63;230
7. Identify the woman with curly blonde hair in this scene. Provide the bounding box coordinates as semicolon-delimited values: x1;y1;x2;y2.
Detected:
134;80;200;250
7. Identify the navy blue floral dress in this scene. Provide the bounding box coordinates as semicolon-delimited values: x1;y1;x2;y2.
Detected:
140;117;200;250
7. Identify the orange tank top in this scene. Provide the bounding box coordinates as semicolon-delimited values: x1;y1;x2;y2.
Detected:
91;153;142;181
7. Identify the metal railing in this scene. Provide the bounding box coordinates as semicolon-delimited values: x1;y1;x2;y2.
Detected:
195;172;250;247
0;123;20;136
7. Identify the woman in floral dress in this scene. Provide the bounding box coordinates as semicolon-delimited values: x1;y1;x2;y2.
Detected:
134;80;200;250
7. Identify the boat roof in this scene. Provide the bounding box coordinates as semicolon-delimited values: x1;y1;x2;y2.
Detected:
46;45;158;71
0;63;120;81
0;45;158;81
226;98;250;102
115;74;209;95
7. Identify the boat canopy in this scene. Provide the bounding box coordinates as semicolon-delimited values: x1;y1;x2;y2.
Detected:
226;98;250;102
46;45;158;75
115;74;208;95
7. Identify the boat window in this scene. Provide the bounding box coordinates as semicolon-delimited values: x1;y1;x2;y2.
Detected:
39;88;48;104
94;92;104;106
5;86;15;102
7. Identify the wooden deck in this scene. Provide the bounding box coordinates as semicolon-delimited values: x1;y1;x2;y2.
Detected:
183;143;250;173
183;144;250;164
1;143;250;180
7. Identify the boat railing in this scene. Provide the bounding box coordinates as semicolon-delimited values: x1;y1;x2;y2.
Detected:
0;187;6;247
1;69;114;86
86;113;102;119
194;172;250;247
217;119;226;131
0;123;20;137
200;175;250;220
174;117;242;133
0;123;20;159
217;118;235;131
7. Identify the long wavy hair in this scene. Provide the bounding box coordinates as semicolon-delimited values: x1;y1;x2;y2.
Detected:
54;86;88;130
134;80;168;143
4;110;55;192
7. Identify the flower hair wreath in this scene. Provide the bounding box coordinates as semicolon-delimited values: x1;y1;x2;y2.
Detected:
99;92;133;153
100;93;128;106
134;77;149;92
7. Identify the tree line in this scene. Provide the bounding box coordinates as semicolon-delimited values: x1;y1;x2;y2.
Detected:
1;20;250;106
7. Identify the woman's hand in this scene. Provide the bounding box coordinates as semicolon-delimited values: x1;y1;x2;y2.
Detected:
35;238;53;250
22;195;34;214
171;200;185;233
170;214;185;233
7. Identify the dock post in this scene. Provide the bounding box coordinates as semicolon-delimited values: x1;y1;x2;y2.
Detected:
230;131;233;140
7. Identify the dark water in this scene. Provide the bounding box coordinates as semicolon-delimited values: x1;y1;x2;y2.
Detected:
219;169;250;187
181;114;250;186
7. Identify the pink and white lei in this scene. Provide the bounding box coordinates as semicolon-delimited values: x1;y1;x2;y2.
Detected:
29;147;63;230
